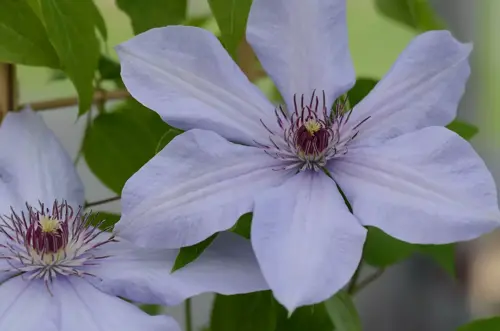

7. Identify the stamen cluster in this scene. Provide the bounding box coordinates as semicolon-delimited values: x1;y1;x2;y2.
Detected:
258;90;370;171
0;201;115;288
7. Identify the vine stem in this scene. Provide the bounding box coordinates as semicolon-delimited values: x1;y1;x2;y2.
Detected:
84;196;120;208
347;263;362;294
185;298;193;331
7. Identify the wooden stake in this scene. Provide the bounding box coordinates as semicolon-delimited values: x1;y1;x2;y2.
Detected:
0;64;16;122
21;89;130;112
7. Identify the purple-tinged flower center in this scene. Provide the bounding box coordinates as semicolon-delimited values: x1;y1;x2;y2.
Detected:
295;120;330;155
0;200;116;288
257;90;370;172
26;216;66;253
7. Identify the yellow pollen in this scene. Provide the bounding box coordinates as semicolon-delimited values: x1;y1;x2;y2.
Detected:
304;120;321;135
39;217;61;233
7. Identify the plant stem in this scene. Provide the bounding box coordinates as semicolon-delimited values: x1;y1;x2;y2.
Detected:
85;196;121;208
353;268;385;295
185;298;193;331
347;263;362;294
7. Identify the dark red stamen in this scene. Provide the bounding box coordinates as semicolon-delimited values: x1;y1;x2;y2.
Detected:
295;125;330;155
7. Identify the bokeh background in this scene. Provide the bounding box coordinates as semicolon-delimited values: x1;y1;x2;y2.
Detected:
11;0;500;330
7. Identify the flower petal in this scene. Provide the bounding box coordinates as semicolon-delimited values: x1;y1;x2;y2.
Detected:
0;278;58;331
116;129;292;249
247;0;355;110
54;278;180;331
331;127;500;244
252;172;366;312
0;108;84;213
87;232;267;306
116;26;276;145
346;31;472;146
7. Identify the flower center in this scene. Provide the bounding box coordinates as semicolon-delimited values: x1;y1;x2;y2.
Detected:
26;216;65;253
296;120;330;155
257;90;370;172
0;200;115;288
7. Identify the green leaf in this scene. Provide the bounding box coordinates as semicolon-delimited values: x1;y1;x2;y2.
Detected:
363;227;414;267
210;292;277;331
325;290;362;331
457;317;500;331
90;0;108;41
88;212;120;230
446;120;479;141
230;213;252;239
116;0;187;35
375;0;445;32
155;128;183;154
184;15;212;28
97;55;123;87
418;244;456;278
83;100;170;194
348;78;378;107
275;303;334;331
140;304;163;316
172;234;218;272
0;0;59;67
40;0;100;115
208;0;253;59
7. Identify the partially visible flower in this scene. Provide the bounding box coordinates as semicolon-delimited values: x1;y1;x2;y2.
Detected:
115;0;500;312
0;109;267;330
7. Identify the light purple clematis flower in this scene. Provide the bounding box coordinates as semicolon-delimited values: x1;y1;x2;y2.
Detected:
0;109;267;330
115;0;500;312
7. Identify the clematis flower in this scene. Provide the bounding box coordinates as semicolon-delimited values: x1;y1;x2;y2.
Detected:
115;0;500;312
0;109;267;330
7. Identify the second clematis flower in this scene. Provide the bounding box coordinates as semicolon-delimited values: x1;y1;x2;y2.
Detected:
115;0;500;312
0;109;267;330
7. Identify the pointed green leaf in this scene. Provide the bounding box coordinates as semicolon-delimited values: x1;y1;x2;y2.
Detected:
40;0;100;115
325;290;362;331
171;234;218;272
446;120;479;141
155;128;183;154
418;244;456;278
275;303;334;331
230;213;252;239
0;0;58;67
210;292;277;331
88;212;120;230
90;0;108;41
348;78;378;107
458;317;500;331
116;0;187;35
363;227;414;267
83;100;170;194
208;0;253;59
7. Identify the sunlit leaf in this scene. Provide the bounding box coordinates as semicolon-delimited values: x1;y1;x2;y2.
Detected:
40;0;100;114
116;0;187;35
325;290;362;331
208;0;253;59
446;120;479;141
172;234;218;272
90;0;107;41
0;0;59;67
457;317;500;331
210;292;277;331
375;0;445;32
83;100;170;194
